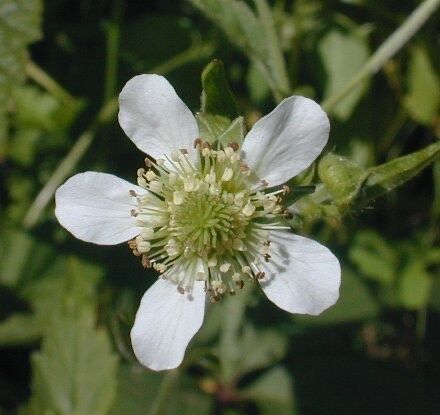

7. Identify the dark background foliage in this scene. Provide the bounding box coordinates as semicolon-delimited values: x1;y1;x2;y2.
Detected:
0;0;439;414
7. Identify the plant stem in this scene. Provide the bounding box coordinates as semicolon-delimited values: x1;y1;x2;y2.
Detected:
322;0;440;112
25;61;76;107
148;369;180;415
103;1;122;103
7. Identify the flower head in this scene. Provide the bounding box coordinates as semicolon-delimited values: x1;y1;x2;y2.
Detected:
55;75;340;371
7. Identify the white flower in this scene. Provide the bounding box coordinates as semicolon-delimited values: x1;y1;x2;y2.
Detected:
55;75;340;371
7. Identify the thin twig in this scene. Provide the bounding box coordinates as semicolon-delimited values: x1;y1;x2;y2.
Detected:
25;61;76;107
322;0;440;112
22;98;118;229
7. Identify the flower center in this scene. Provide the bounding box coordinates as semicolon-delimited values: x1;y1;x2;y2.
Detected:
128;139;290;301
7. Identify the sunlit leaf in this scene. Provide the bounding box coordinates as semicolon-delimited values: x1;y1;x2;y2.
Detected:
0;0;42;148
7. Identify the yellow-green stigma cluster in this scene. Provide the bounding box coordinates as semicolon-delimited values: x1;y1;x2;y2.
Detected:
128;139;290;301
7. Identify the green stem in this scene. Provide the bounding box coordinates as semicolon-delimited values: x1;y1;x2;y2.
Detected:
22;98;118;230
148;369;180;415
103;22;121;103
415;306;427;360
25;61;76;107
103;1;122;104
322;0;440;112
151;42;214;75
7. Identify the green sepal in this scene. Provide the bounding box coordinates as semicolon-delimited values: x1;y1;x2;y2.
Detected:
196;113;245;146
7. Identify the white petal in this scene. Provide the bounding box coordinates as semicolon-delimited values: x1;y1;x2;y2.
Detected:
241;96;330;187
131;279;206;371
55;172;145;245
118;75;199;159
259;231;340;315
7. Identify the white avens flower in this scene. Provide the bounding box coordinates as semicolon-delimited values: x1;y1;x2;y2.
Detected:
55;74;341;371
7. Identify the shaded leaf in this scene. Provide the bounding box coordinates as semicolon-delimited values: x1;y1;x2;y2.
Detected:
109;365;211;415
242;366;297;415
201;59;239;119
27;257;117;415
29;312;118;415
398;262;432;310
404;45;440;126
349;231;397;285
0;313;41;346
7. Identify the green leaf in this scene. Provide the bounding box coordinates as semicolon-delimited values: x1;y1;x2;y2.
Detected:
189;0;266;61
363;141;440;202
246;62;270;104
319;21;369;120
109;365;211;415
29;311;118;415
398;261;432;310
27;257;117;415
404;45;440;126
0;313;41;347
0;0;43;148
201;60;239;119
190;0;288;99
242;366;298;415
349;231;398;285
231;325;287;380
318;152;369;208
254;0;290;94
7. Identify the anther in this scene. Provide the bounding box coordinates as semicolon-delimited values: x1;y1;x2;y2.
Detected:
283;210;293;219
256;271;266;280
131;209;138;217
260;179;269;188
129;190;137;197
141;255;151;268
282;185;290;195
228;142;239;152
236;280;245;289
177;286;185;294
239;163;249;172
179;148;189;155
264;254;271;262
193;138;203;148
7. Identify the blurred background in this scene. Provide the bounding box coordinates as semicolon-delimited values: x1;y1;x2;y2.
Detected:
0;0;439;414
